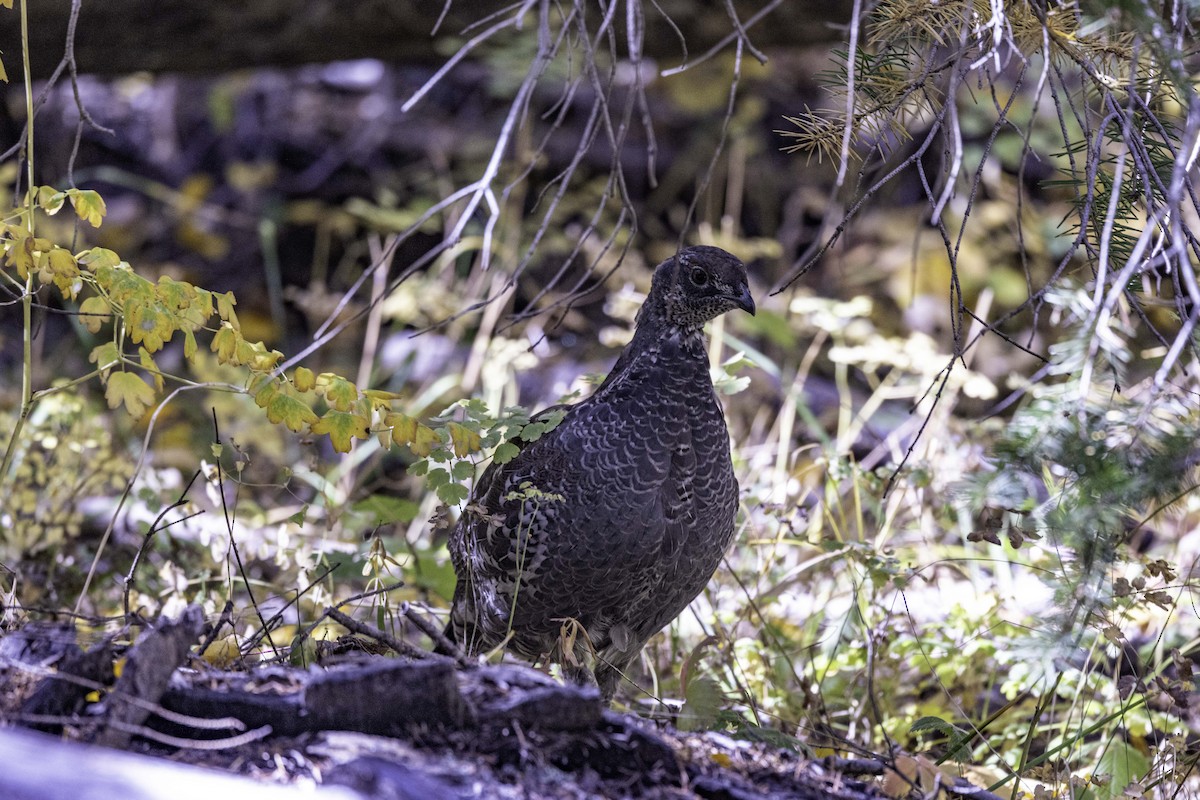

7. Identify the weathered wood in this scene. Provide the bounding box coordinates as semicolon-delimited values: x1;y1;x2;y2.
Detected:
2;644;899;798
95;605;205;748
17;633;114;732
7;0;852;80
160;658;470;738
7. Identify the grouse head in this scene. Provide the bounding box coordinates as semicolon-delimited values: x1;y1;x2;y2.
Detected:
642;245;755;331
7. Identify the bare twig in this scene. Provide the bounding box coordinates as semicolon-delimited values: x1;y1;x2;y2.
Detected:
122;469;204;620
325;606;432;661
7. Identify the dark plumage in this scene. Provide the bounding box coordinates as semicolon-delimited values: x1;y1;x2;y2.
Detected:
447;245;754;699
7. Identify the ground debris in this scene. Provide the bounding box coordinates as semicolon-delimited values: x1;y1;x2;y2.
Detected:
0;612;895;799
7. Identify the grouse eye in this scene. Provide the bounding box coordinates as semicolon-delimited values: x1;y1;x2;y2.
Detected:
689;267;709;286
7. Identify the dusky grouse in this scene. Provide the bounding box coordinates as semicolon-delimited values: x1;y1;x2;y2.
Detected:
447;245;754;699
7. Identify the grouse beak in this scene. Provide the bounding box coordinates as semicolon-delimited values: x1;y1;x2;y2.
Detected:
733;283;756;315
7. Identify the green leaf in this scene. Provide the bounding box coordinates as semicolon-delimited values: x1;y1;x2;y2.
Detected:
519;421;546;442
153;275;190;306
288;505;309;525
463;397;490;420
494;441;520;464
451;460;475;481
426;467;450;488
910;716;955;736
437;482;469;505
105;371;155;417
678;675;724;732
269;393;318;433
1087;739;1150;800
407;460;429;477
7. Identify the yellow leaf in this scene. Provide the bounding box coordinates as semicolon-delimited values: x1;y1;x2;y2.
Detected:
183;328;198;359
202;635;241;667
88;341;120;372
234;337;282;371
447;421;482;457
138;347;164;393
269;392;319;433
126;298;171;352
4;229;34;279
216;291;239;329
46;247;81;297
69;189;107;228
387;412;438;457
317;373;358;412
211;323;240;363
254;380;279;409
182;287;213;328
36;186;65;214
362;388;400;410
47;246;78;277
311;410;369;453
104;371;155;417
376;425;391;449
155;275;197;309
257;380;318;432
294;366;315;392
77;246;121;270
78;296;111;333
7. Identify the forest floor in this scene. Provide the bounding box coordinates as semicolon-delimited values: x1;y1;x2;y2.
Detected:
0;609;933;800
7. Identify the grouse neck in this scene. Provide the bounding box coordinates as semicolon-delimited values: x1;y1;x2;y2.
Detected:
634;289;707;337
630;307;707;353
